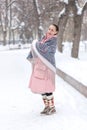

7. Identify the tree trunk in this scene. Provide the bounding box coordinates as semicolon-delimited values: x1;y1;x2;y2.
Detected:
71;15;82;58
58;13;68;52
71;2;87;58
33;0;42;39
3;0;8;45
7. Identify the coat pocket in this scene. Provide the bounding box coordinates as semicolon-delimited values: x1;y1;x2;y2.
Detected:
34;63;46;79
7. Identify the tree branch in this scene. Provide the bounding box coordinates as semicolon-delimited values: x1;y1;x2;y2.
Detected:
7;0;17;8
82;2;87;15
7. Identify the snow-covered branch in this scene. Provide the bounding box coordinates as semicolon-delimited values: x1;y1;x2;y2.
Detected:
82;1;87;14
75;0;83;15
60;0;68;4
75;0;87;15
58;8;66;18
35;0;41;15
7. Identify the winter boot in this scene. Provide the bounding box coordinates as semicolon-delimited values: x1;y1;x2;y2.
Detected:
45;96;56;115
40;95;49;114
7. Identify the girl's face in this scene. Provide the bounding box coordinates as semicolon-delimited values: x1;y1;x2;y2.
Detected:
46;25;58;37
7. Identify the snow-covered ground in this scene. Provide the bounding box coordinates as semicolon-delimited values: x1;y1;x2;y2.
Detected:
55;51;87;86
0;47;87;130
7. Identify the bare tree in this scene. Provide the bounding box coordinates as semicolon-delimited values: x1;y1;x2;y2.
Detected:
71;0;87;58
32;0;42;39
0;0;8;45
58;2;69;52
58;0;87;58
0;0;87;55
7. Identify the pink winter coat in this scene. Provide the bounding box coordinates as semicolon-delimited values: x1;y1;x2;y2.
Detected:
28;37;57;94
29;58;55;94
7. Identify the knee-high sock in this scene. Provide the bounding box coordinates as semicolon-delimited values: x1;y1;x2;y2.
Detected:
46;94;54;108
42;95;48;107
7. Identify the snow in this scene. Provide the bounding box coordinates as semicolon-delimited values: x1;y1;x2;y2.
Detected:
0;47;87;130
59;0;87;15
58;8;65;18
75;1;83;15
55;51;87;86
36;0;41;15
39;25;43;30
60;0;68;4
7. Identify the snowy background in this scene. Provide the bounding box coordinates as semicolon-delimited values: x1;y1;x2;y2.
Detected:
0;43;87;130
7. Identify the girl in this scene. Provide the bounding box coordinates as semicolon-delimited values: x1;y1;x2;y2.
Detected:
27;24;59;115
